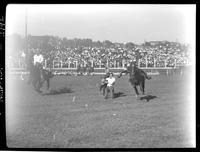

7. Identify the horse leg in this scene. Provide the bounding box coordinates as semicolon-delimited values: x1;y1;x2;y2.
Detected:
133;85;139;97
38;72;46;90
104;86;109;99
100;84;103;92
36;78;43;92
27;73;32;84
46;79;50;90
32;80;37;90
33;80;40;92
102;85;106;96
36;81;41;91
110;86;114;99
140;81;145;95
37;80;41;90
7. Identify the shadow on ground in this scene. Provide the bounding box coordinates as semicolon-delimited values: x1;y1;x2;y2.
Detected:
114;92;127;98
42;86;74;95
140;95;157;102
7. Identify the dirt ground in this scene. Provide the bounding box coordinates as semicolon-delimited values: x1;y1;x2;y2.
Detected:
6;72;195;148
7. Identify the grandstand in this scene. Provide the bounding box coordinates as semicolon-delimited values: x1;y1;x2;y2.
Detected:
6;34;192;76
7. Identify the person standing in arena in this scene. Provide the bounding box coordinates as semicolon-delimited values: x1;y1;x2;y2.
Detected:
100;66;110;95
104;72;116;99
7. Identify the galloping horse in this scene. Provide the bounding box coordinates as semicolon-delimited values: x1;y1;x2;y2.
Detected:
118;63;151;96
28;62;54;92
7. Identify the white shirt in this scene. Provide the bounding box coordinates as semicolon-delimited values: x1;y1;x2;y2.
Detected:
106;77;116;87
21;52;26;58
33;54;44;65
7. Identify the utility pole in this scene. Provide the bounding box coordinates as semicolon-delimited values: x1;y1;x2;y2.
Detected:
25;9;28;55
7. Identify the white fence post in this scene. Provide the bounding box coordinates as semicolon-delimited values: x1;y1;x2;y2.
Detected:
84;61;86;67
138;59;140;68
187;58;189;65
145;56;148;68
174;58;177;68
18;59;21;68
44;60;47;68
75;61;78;68
154;58;156;68
91;60;94;67
68;62;70;68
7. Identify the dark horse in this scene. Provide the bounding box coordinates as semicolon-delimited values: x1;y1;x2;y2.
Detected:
118;65;151;96
28;63;54;92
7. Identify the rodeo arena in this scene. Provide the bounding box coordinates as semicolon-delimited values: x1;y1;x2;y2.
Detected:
6;34;195;148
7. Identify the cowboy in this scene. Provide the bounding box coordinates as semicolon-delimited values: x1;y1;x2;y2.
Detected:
105;72;116;99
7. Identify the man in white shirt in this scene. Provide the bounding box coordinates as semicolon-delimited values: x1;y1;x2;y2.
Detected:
99;67;110;95
105;72;116;99
33;51;44;67
33;50;44;79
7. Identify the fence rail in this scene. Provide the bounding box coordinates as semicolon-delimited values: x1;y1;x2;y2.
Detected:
8;58;190;70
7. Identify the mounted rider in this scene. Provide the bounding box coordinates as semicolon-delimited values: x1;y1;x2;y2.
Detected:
33;49;44;80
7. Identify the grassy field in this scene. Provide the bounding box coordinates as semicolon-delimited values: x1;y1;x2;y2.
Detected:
6;72;194;148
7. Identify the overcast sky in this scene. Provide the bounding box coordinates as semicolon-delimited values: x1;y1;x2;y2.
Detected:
6;4;196;45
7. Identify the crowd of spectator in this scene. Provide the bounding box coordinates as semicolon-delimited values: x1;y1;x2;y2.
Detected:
7;35;192;69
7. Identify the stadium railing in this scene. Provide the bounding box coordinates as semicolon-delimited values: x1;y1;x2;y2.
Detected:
8;58;190;76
